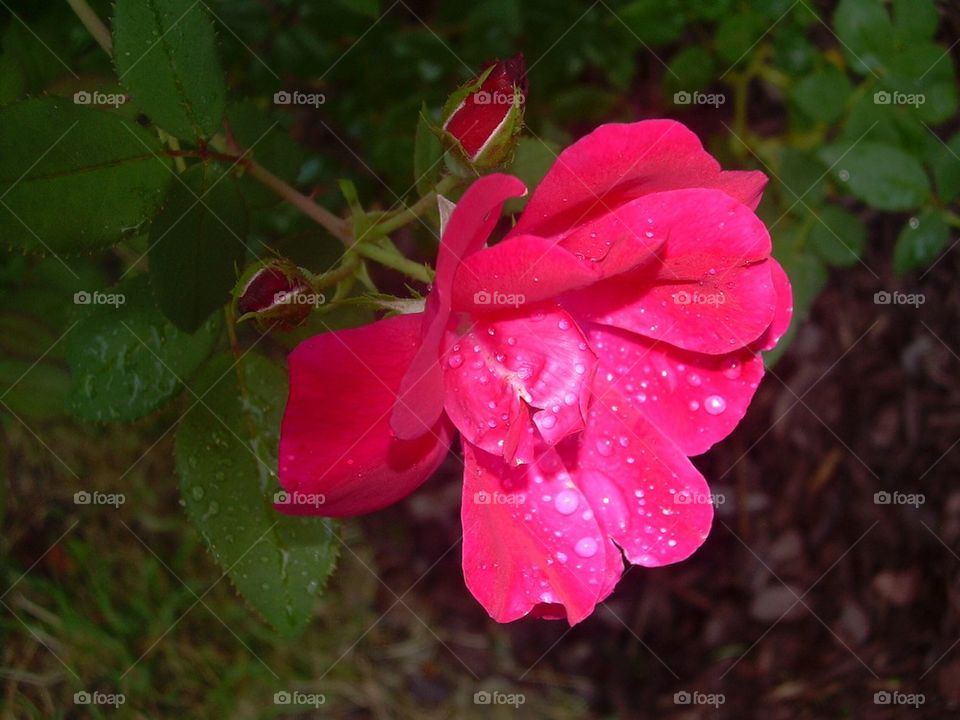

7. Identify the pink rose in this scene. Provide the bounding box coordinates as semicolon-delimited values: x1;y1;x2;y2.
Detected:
278;120;792;624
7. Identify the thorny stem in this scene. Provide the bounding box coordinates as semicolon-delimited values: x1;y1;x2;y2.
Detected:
67;0;444;281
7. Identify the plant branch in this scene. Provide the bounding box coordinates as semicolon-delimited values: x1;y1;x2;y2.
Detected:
355;242;432;284
66;0;112;54
370;175;459;237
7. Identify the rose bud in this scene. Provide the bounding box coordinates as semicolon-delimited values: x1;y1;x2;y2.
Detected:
233;260;318;330
440;53;526;170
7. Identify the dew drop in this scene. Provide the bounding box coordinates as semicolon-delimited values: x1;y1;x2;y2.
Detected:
558;318;571;330
575;537;598;558
554;490;579;514
722;358;742;379
447;353;463;368
704;395;727;415
595;438;613;457
540;413;558;430
687;373;702;387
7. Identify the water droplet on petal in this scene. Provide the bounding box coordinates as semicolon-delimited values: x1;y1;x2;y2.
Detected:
575;537;598;558
447;353;463;368
722;358;742;379
687;373;702;387
539;413;557;430
558;318;570;330
554;490;579;515
704;395;727;415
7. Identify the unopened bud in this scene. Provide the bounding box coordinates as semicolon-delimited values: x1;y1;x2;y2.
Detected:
440;54;526;170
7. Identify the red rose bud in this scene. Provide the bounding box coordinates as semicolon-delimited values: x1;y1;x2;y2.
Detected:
441;54;526;170
233;260;321;329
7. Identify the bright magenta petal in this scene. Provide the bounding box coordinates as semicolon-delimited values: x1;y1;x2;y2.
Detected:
511;120;767;240
588;324;764;456
391;174;527;440
280;314;452;517
752;258;793;351
563;188;777;354
450;199;662;311
576;397;714;567
461;442;622;625
442;307;595;463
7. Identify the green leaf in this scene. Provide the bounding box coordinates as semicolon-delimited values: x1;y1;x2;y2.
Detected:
149;163;249;333
779;148;829;208
714;12;766;67
0;360;70;420
664;46;716;96
820;141;930;211
792;66;852;123
1;19;68;93
66;275;220;421
0;98;172;254
893;209;950;273
619;0;686;47
113;0;227;139
809;205;866;267
413;105;443;198
929;132;960;203
832;0;893;75
175;353;338;636
892;0;938;42
880;43;958;124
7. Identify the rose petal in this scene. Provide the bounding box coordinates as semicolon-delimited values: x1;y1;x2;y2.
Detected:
751;258;793;351
461;442;622;624
511;120;767;240
280;313;453;516
392;175;527;440
442;307;595;463
575;396;714;566
588;324;765;455
563;188;776;354
451;198;662;312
